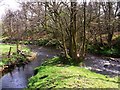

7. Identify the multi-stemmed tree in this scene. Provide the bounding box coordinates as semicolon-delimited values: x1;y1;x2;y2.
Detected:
2;0;120;62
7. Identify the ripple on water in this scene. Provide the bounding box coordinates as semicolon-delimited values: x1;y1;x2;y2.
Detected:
84;55;120;77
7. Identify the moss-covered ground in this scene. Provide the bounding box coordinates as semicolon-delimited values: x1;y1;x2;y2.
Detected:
28;57;119;88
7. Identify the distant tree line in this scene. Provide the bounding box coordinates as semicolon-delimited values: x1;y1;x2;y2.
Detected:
2;0;120;62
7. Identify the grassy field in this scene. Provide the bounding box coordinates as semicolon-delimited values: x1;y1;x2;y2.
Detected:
0;44;30;54
28;57;119;88
0;44;30;67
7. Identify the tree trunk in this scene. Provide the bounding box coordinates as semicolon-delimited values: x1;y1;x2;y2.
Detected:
8;47;12;58
80;1;86;60
69;1;78;62
107;2;113;46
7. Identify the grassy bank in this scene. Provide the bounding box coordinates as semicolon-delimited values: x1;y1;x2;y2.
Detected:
0;44;30;54
28;57;119;88
89;35;120;57
2;38;60;48
88;44;120;57
0;44;31;67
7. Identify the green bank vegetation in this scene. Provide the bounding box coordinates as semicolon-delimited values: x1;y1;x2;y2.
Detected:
0;44;30;67
28;57;119;88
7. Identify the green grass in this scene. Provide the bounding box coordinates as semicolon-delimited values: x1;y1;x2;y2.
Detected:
88;35;120;57
88;44;120;57
28;57;119;88
0;44;31;67
0;44;30;54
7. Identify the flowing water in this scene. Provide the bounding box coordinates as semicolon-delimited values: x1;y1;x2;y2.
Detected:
84;54;120;77
1;46;59;89
0;46;120;89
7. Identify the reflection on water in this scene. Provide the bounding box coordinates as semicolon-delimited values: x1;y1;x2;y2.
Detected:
1;46;119;89
1;46;58;89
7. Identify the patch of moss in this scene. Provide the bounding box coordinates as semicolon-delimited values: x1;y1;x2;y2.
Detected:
27;57;119;88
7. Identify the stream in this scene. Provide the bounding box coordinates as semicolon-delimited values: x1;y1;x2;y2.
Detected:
1;46;59;89
0;46;120;89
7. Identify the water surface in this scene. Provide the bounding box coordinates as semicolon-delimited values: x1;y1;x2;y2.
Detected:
1;46;58;89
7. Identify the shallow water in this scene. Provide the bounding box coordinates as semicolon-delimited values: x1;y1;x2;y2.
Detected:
1;46;58;89
1;46;120;89
84;54;120;77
